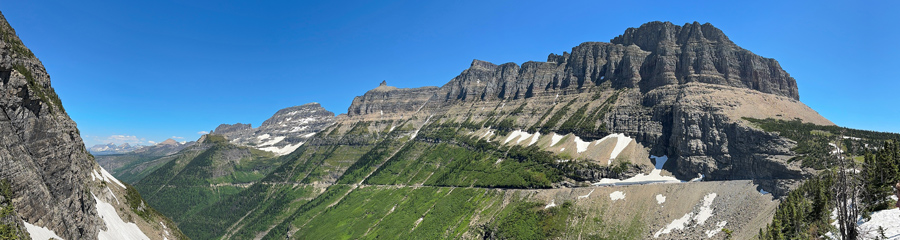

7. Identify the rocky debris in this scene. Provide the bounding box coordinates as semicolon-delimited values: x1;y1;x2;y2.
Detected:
0;11;176;239
347;81;439;119
439;21;799;103
211;102;335;155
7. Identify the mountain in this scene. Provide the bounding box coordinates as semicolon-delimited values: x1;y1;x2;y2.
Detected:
131;134;284;237
211;102;336;155
0;11;185;240
131;21;866;240
89;142;144;155
95;138;194;184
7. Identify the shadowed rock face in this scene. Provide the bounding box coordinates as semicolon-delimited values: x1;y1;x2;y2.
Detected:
440;21;799;102
0;11;176;239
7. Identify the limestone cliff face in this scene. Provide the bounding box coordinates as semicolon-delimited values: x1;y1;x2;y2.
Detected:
0;11;181;239
346;81;439;119
440;21;799;102
423;22;825;195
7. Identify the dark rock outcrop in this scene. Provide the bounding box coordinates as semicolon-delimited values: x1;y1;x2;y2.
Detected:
440;21;799;102
347;81;439;118
0;11;177;239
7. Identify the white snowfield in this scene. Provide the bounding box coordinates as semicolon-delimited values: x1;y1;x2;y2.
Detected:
656;194;666;204
858;208;900;239
94;193;150;240
23;221;65;240
550;133;564;146
600;133;632;162
593;155;683;186
654;192;719;238
609;191;626;201
258;142;304;156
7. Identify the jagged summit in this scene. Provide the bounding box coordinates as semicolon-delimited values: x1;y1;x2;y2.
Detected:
610;21;733;51
440;21;799;102
210;103;335;155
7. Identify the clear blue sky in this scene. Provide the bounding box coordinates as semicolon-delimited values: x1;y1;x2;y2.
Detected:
2;0;898;147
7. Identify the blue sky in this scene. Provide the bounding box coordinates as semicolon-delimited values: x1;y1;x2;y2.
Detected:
2;0;898;147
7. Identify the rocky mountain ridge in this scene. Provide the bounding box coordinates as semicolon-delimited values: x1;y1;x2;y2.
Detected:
437;21;799;104
344;21;829;196
211;102;335;155
0;11;182;239
89;142;144;155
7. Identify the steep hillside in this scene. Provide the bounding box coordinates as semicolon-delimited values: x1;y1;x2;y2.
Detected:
0;11;184;240
132;134;283;225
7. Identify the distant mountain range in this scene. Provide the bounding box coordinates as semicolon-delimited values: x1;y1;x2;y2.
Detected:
88;142;143;155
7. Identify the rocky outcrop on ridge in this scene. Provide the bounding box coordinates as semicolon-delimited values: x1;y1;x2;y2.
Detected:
0;11;181;239
440;21;799;103
211;102;335;155
346;80;439;119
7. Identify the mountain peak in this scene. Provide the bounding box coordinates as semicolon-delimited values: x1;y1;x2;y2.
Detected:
159;138;179;146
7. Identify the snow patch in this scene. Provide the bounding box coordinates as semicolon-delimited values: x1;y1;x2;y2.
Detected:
559;148;565;152
693;193;717;225
577;189;595;199
257;136;286;147
654;192;719;238
593;155;682;186
94;193;150;240
550;133;564;146
690;173;704;182
654;212;694;238
574;136;592;153
528;132;541;146
99;167;126;189
24;221;65;240
544;200;557;209
609;191;626;201
858;208;900;239
258;142;304;156
705;221;728;238
606;133;632;160
504;130;533;145
256;134;270;140
302;132;316;138
656;194;666;204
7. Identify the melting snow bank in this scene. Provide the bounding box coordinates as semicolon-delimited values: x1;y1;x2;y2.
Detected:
609;191;626;201
577;189;594;199
858;208;900;239
258;142;305;156
94;193;150;240
550;133;564;146
705;221;728;238
24;221;65;240
593;155;682;186
97;167;126;189
654;193;718;238
656;194;666;204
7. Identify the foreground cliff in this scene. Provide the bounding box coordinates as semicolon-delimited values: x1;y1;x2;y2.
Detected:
0;11;183;239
